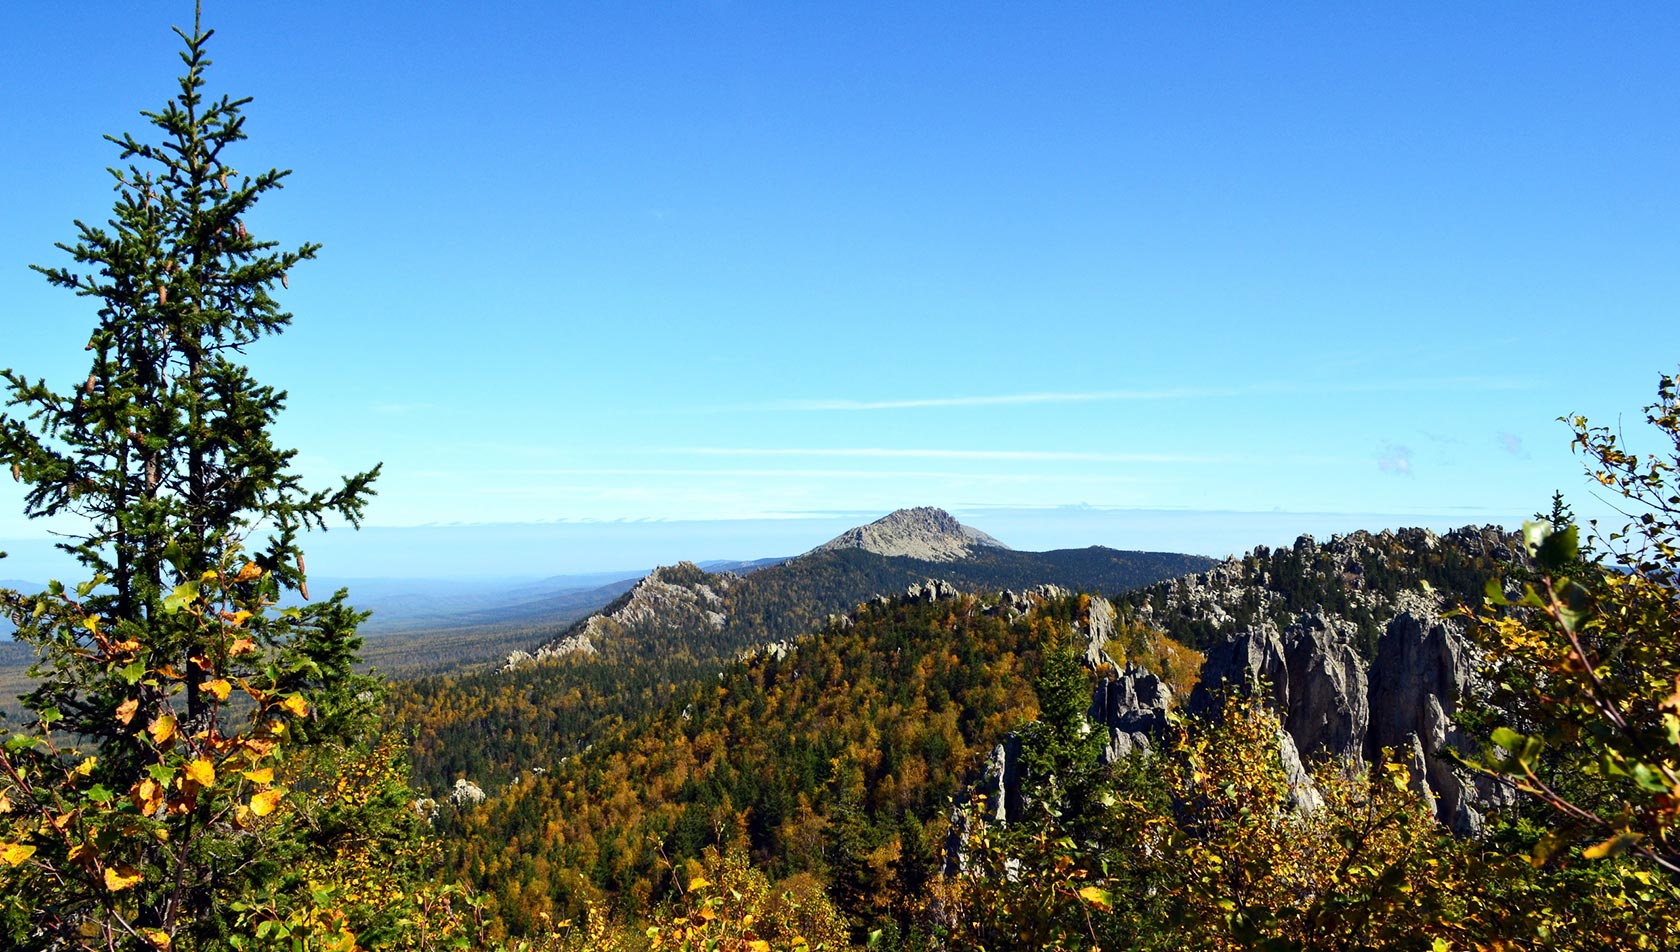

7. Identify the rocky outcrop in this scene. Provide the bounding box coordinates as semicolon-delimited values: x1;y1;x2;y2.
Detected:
1183;590;1510;831
812;507;1010;562
905;579;963;603
449;778;485;807
503;631;598;670
1189;622;1290;717
1089;663;1172;761
989;585;1070;622
508;562;740;670
1365;593;1516;834
1281;612;1368;768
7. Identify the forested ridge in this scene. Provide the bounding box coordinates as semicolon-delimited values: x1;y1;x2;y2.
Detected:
392;544;1210;795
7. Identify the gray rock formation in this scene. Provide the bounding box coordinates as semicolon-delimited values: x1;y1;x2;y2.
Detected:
503;631;598;671
811;506;1010;562
1089;662;1172;761
905;579;962;603
990;584;1071;621
507;562;740;670
1365;592;1515;834
1189;622;1290;718
1281;612;1369;769
1277;728;1324;814
449;778;485;807
1083;596;1119;671
980;734;1024;824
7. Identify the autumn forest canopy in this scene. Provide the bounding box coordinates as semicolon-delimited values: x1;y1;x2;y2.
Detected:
2;12;1679;952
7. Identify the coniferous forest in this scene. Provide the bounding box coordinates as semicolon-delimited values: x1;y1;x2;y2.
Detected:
2;11;1679;952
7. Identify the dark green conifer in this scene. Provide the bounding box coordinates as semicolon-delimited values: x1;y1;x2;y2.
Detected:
0;7;388;947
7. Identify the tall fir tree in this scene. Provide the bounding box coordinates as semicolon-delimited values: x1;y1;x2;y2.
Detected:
0;8;406;949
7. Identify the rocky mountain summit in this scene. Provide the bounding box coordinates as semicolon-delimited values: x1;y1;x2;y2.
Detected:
509;510;1210;671
811;506;1010;561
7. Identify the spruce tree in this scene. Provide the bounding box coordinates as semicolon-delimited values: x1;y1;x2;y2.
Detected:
0;9;392;948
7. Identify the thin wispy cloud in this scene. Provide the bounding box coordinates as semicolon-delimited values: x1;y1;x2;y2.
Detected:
430;467;1147;483
718;377;1532;413
769;388;1222;411
677;447;1219;464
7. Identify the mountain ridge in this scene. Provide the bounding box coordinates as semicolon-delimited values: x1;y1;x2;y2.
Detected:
511;507;1212;668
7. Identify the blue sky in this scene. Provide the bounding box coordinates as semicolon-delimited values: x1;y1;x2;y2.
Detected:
2;3;1676;579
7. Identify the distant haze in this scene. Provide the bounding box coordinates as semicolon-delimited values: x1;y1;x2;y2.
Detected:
5;504;1531;583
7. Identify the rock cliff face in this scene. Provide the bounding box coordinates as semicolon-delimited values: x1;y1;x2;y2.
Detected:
959;525;1525;859
1169;529;1525;832
811;507;1010;562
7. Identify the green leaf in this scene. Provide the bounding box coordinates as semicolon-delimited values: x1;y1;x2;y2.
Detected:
118;660;146;685
38;706;62;726
1538;523;1580;572
1631;763;1671;794
161;579;200;614
1482;577;1509;606
1490;727;1526;752
86;784;114;804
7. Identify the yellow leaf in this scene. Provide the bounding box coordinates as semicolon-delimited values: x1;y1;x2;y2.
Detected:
132;778;163;814
1077;885;1114;911
116;698;139;725
748;942;770;952
241;767;274;784
279;695;308;717
142;928;172;950
249;788;284;817
104;863;144;891
72;755;98;778
229;637;257;657
236;561;263;582
149;714;176;746
685;875;710;892
201;679;232;702
1582;831;1640;860
1;842;35;866
184;758;215;787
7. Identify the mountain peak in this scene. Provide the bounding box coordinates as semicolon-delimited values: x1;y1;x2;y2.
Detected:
810;507;1010;562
